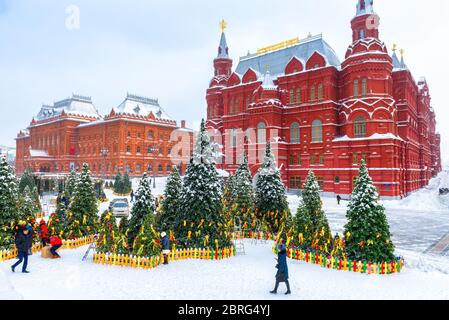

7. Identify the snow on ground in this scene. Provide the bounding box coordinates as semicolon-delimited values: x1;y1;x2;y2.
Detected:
9;171;446;299
1;240;449;300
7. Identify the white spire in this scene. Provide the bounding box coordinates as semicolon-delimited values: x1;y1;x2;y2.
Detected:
261;69;277;90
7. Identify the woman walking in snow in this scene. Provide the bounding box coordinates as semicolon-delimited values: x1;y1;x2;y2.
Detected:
270;242;291;295
161;232;170;265
11;224;33;273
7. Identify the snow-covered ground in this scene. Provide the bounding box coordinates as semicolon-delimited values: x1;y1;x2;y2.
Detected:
2;239;449;300
1;172;448;300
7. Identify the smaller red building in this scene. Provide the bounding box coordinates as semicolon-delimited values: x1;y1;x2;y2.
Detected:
16;93;193;178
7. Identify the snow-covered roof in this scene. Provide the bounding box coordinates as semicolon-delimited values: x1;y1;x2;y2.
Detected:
261;70;277;90
216;168;230;178
36;94;101;121
236;34;340;78
29;149;52;158
113;93;172;121
333;133;404;142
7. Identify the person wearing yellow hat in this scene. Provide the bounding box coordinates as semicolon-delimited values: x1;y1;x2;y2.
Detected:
11;224;33;273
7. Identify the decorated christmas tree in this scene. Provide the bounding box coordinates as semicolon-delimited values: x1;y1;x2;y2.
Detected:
96;212;128;254
127;173;156;246
295;171;332;253
47;212;66;238
224;154;256;230
344;160;395;262
0;157;19;249
255;142;290;232
177;119;232;248
158;166;182;232
67;164;98;238
19;186;41;222
132;214;161;257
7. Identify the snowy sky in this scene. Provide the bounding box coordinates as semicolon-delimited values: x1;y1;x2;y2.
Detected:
0;0;448;165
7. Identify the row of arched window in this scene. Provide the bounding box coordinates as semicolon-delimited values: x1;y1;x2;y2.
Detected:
289;120;323;143
354;78;368;98
289;84;324;105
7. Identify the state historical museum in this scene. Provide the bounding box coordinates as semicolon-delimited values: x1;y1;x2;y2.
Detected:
206;0;442;199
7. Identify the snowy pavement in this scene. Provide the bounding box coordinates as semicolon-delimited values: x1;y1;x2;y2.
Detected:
2;239;449;300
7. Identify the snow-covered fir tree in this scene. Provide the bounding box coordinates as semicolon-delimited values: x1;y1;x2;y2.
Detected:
344;160;395;262
113;172;123;194
65;170;78;198
0;157;19;249
177;119;231;248
47;212;65;238
18;169;36;193
295;171;332;253
127;173;156;245
68;164;98;238
132;214;161;257
122;172;132;194
19;186;41;222
255;142;290;232
158;166;182;232
224;153;256;230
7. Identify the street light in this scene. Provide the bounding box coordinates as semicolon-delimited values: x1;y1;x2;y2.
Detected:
100;147;109;180
148;145;158;189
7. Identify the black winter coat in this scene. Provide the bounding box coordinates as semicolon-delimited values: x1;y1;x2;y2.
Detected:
15;231;33;253
161;235;170;250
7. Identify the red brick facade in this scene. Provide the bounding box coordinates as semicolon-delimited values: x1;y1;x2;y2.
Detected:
16;94;192;178
206;0;442;199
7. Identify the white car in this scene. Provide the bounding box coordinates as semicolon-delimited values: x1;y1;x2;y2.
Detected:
110;200;130;218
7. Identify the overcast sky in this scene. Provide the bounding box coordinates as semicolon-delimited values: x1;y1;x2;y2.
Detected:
0;0;448;165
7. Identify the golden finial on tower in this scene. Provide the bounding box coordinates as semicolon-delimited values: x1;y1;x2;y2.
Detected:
392;43;397;52
220;19;227;33
400;48;405;57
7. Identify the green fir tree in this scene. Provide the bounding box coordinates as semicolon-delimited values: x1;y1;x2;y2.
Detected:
344;160;395;262
0;157;19;249
158;166;182;232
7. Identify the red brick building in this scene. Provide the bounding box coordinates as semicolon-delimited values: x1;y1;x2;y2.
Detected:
16;93;192;178
206;0;442;199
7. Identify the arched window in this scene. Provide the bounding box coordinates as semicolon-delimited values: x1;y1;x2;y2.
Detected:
136;164;141;173
229;98;234;114
359;29;365;40
317;84;324;101
311;120;323;143
310;86;316;101
158;164;163;172
230;129;237;148
235;98;239;114
354;79;359;98
289;89;294;104
362;78;367;97
296;88;301;104
148;131;154;140
354;116;367;138
257;122;266;144
290;122;300;144
166;165;171;172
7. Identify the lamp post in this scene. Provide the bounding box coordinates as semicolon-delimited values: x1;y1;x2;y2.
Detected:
148;145;158;189
100;147;109;180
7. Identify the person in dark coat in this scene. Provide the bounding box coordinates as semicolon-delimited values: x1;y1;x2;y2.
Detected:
11;225;33;273
337;195;342;205
161;232;170;265
270;242;291;295
130;190;134;202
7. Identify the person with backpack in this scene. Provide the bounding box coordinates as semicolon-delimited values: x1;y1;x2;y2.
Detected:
11;224;33;273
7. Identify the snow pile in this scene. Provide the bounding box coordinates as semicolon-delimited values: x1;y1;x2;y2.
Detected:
385;172;449;212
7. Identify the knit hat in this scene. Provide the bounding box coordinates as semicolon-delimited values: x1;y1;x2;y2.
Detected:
278;244;286;251
161;232;167;237
25;225;33;231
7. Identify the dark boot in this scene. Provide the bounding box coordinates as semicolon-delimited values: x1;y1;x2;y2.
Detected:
285;281;291;295
163;254;169;265
270;281;279;294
